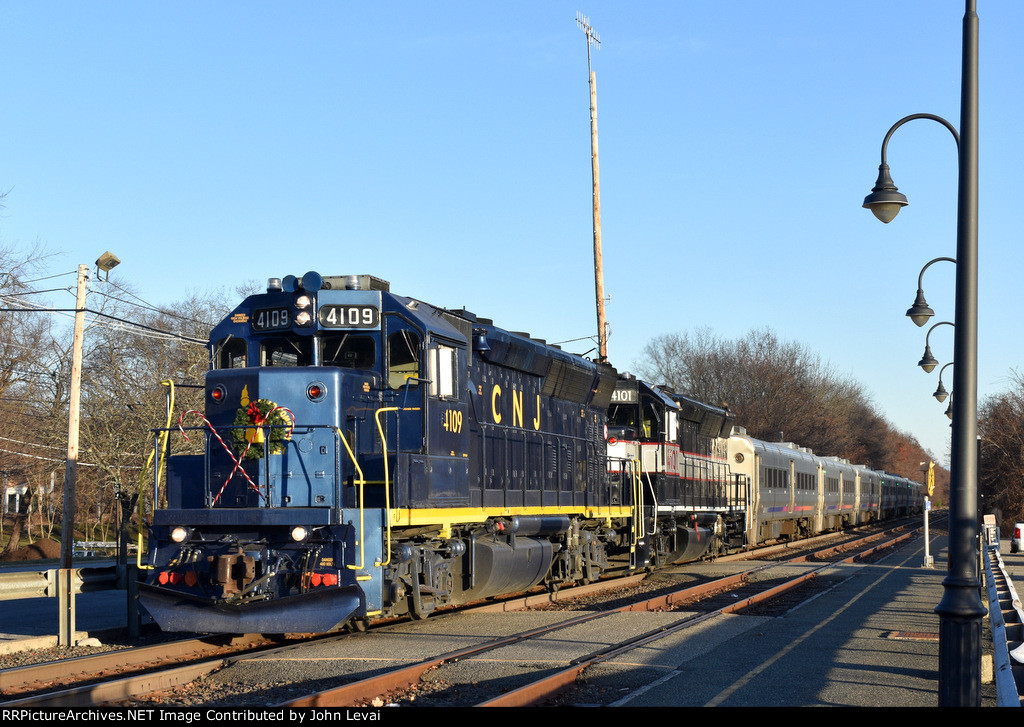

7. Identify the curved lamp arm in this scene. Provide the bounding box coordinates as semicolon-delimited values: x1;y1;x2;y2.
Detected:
908;256;957;326
864;114;961;223
934;361;954;402
919;320;954;372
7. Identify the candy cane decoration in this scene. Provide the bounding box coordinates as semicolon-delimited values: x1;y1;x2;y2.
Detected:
179;410;264;505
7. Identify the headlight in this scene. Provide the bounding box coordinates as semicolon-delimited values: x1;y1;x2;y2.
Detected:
295;295;312;309
295;311;312;326
170;526;190;543
291;526;308;542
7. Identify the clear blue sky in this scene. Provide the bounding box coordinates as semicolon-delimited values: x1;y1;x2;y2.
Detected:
3;1;1021;467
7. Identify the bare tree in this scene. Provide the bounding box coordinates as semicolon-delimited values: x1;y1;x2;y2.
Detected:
979;371;1024;532
0;241;65;552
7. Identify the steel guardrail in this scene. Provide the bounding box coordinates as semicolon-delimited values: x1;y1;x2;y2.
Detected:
0;565;118;601
984;544;1022;706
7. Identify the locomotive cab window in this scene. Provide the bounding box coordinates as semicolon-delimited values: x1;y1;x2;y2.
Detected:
387;329;421;389
322;333;376;369
666;411;678;443
214;337;248;369
641;399;661;440
261;336;312;367
427;344;458;398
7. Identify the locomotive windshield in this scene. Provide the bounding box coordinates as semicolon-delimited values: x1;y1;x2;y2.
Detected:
322;333;376;369
607;402;638;430
261;336;313;367
214;337;247;369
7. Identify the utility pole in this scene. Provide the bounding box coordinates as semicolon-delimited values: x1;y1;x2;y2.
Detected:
58;263;88;646
577;13;607;362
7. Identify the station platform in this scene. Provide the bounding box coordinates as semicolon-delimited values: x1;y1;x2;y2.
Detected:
583;528;1000;707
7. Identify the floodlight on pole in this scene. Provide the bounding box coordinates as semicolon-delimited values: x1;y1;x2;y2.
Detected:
95;251;120;280
59;251;120;647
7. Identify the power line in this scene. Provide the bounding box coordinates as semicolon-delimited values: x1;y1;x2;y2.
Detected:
0;287;74;298
90;287;216;329
0;306;208;345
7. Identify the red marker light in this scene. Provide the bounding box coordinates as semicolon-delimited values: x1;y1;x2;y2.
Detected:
608;437;617;445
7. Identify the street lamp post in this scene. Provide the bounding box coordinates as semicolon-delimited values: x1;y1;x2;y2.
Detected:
862;0;983;707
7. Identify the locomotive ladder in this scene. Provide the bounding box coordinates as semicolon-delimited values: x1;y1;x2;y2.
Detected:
624;457;645;570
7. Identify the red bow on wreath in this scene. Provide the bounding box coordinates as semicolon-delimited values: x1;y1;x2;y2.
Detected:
246;401;266;426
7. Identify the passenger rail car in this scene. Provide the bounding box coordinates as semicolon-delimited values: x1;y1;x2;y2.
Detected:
138;272;925;634
725;429;924;548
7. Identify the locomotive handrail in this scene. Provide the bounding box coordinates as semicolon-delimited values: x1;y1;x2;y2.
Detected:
136;379;176;571
639;444;658;518
630;457;646;566
606;455;645;566
374;405;422;568
333;427;367;571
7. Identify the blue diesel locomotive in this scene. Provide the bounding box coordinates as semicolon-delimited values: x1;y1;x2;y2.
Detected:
140;273;647;633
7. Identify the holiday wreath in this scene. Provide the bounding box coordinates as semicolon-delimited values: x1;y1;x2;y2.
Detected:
232;399;294;459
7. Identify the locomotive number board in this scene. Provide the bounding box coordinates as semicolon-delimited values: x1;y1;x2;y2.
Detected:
252;307;292;331
611;388;638;403
318;304;381;329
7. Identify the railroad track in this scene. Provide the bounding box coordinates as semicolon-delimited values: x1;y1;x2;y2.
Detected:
273;524;926;708
0;520;926;709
